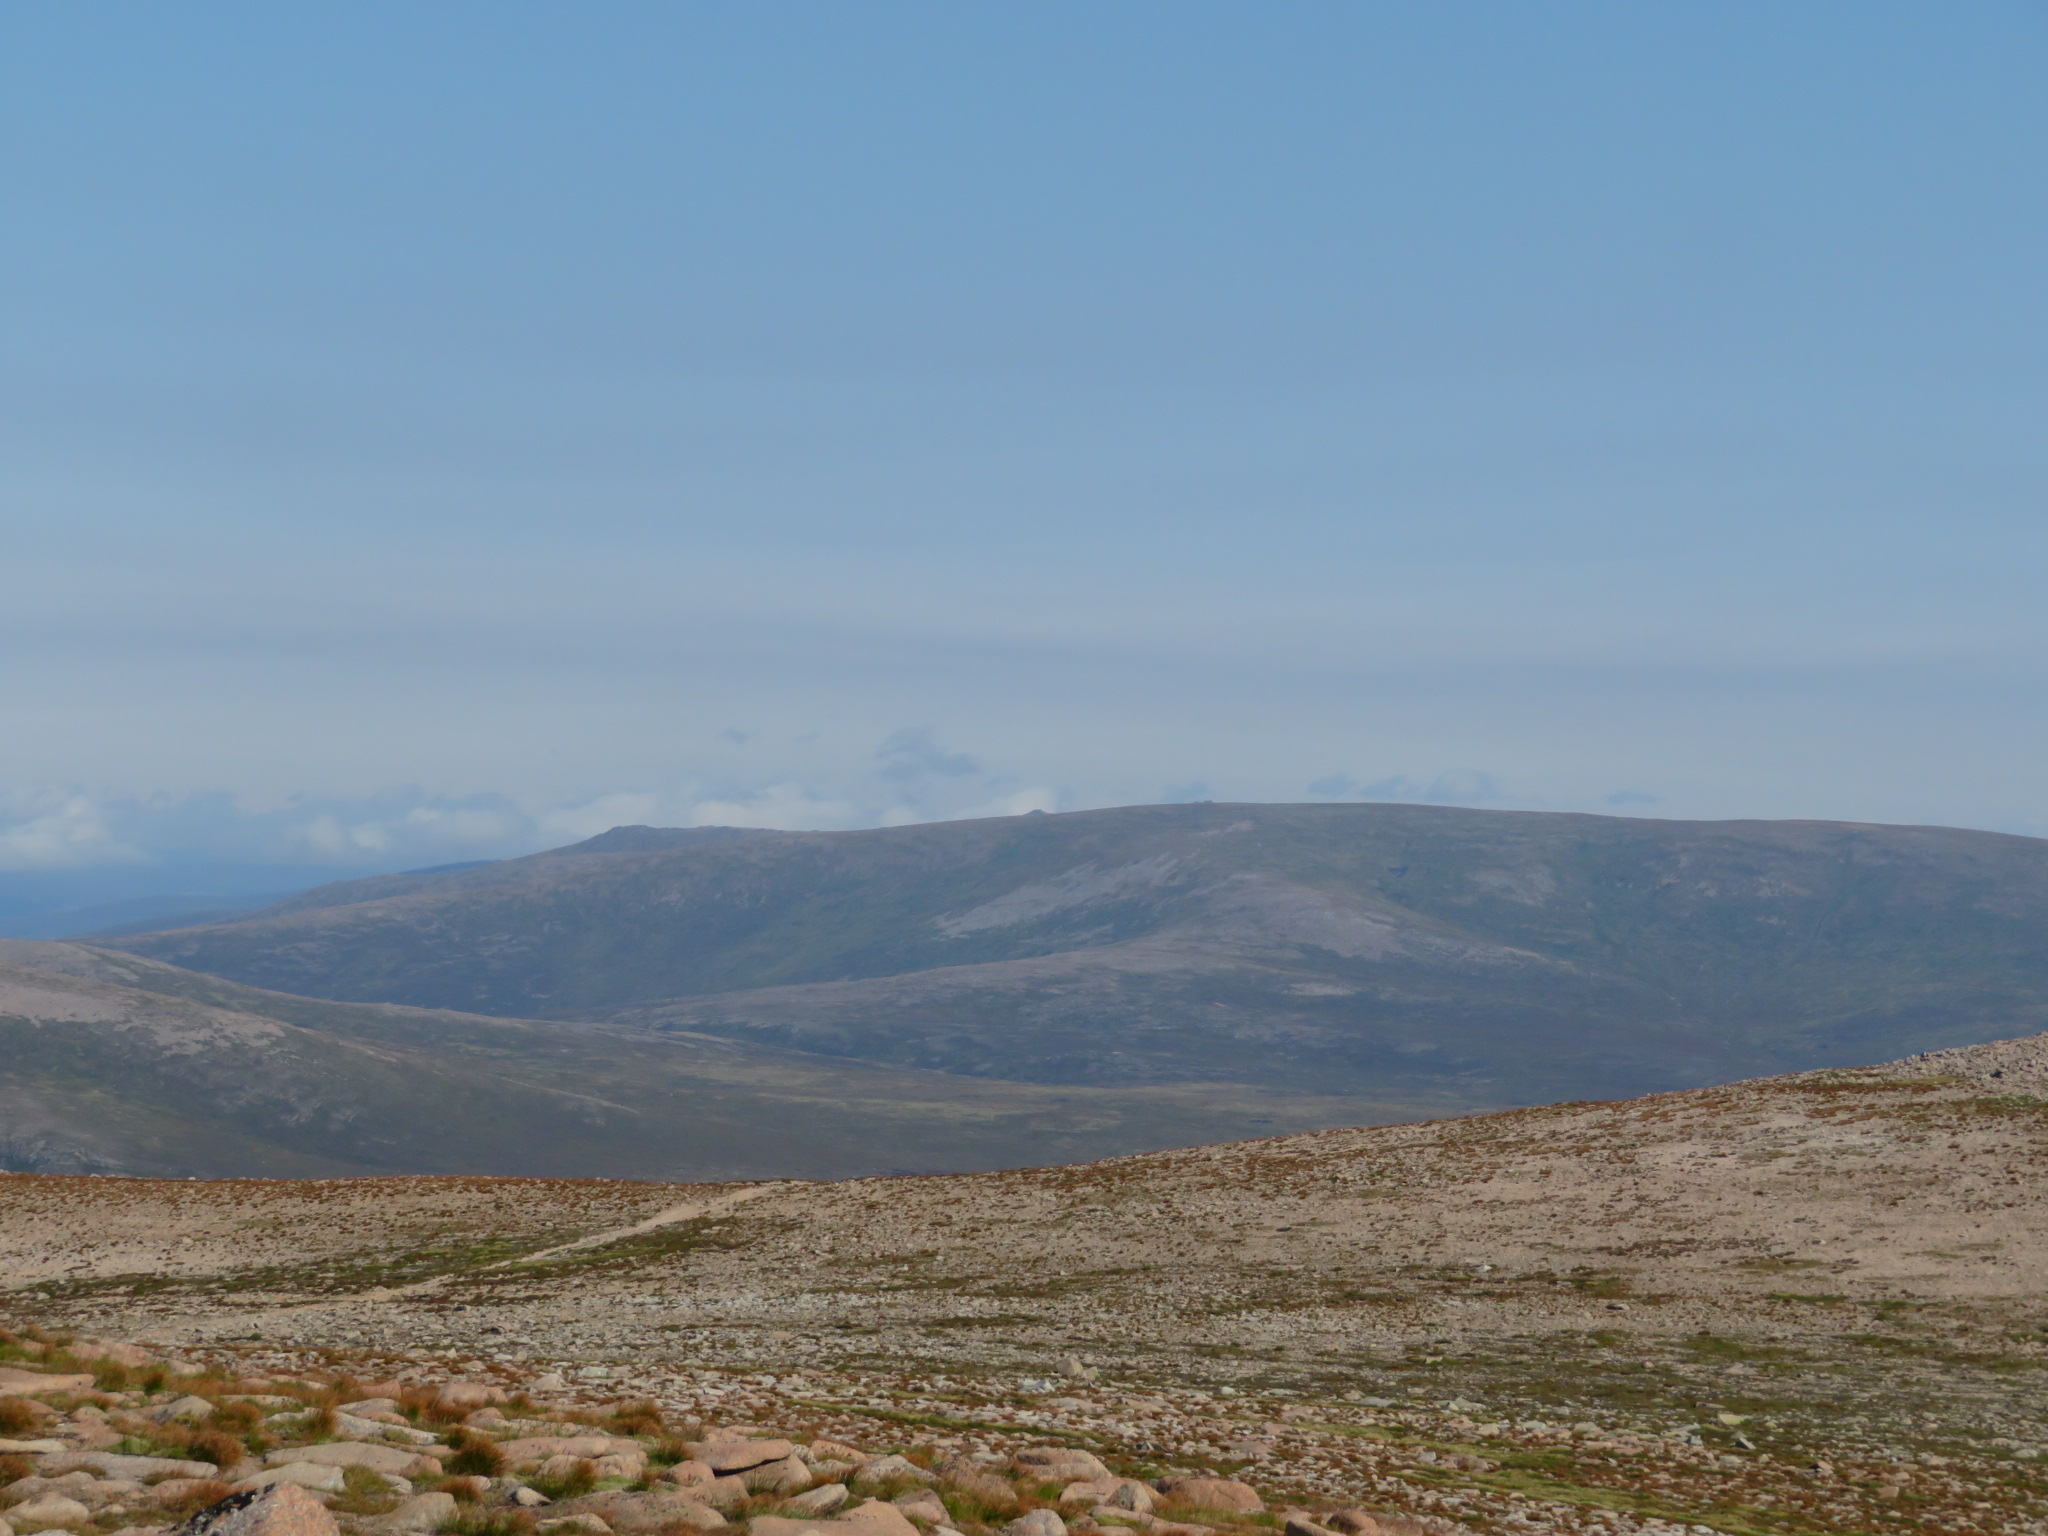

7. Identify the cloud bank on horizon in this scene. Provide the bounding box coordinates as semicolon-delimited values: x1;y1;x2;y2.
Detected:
4;2;2046;892
0;746;1524;877
0;755;1068;876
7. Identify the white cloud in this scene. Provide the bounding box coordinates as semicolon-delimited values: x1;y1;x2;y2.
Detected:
956;786;1064;819
535;792;677;843
0;728;1060;874
0;794;145;871
685;782;860;831
1305;770;1506;806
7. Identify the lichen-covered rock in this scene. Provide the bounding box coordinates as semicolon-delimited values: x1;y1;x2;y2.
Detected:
686;1439;795;1474
169;1483;337;1536
786;1485;850;1517
1014;1450;1110;1484
375;1493;458;1533
850;1456;933;1488
0;1372;94;1397
233;1466;345;1497
498;1438;640;1465
8;1496;93;1532
147;1398;216;1426
933;1464;1014;1508
744;1454;812;1493
437;1383;508;1410
752;1498;921;1536
260;1443;431;1476
695;1478;751;1513
891;1492;948;1527
557;1492;726;1532
1157;1481;1261;1515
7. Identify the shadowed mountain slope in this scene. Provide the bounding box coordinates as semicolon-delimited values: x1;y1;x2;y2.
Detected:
100;802;2048;1108
0;939;1376;1179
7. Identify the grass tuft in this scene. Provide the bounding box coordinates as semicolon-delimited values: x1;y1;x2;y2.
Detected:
154;1479;235;1518
444;1429;508;1478
437;1510;536;1536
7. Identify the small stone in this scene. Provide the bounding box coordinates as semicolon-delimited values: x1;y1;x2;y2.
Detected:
1003;1512;1068;1536
150;1398;217;1426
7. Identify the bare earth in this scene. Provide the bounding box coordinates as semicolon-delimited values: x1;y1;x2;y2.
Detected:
5;1034;2047;1536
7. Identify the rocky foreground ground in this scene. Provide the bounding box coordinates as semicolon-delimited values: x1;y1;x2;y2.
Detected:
5;1034;2048;1536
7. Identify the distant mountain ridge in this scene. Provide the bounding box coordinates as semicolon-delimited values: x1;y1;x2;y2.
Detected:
101;801;2048;1109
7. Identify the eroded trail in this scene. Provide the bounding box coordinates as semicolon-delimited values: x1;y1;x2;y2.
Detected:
486;1180;794;1270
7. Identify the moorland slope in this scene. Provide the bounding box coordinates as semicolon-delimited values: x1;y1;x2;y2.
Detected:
4;1034;2045;1536
0;940;1364;1178
105;803;2048;1106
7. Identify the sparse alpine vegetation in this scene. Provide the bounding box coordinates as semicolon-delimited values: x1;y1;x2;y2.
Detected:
5;1030;2048;1535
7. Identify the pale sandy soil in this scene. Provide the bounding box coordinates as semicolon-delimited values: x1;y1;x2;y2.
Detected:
5;1035;2048;1535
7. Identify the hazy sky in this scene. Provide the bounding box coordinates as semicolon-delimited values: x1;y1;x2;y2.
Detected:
4;2;2046;885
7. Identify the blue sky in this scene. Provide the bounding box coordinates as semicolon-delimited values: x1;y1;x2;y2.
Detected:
3;2;2046;899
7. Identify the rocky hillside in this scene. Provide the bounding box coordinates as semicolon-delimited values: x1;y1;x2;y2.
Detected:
102;803;2048;1108
3;1033;2046;1536
0;941;1359;1179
